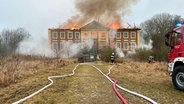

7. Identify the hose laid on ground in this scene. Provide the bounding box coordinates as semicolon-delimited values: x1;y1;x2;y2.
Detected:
12;64;80;104
81;63;158;104
13;63;157;104
106;65;128;104
107;65;158;104
108;76;128;104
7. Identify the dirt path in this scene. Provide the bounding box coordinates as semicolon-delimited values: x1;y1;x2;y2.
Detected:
21;65;122;104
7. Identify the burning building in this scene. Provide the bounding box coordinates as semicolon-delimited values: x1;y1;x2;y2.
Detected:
48;20;140;54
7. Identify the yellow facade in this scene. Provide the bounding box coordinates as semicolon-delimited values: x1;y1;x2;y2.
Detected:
48;21;141;52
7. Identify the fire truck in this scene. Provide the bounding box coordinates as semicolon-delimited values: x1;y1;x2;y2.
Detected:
165;23;184;91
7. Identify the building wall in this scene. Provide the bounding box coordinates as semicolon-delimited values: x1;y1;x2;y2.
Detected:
115;29;141;52
48;28;140;52
81;30;109;49
48;29;81;49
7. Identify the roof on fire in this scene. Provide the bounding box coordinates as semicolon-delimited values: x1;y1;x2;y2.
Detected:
81;20;109;31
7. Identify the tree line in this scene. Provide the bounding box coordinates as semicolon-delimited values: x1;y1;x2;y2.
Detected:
135;13;184;61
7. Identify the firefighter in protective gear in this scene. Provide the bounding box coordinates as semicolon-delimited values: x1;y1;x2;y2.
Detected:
111;52;115;63
148;56;156;63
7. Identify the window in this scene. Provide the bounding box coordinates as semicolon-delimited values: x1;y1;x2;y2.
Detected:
52;32;58;39
60;42;65;49
123;42;129;50
131;32;136;38
51;42;57;49
60;32;65;39
116;32;121;39
116;42;121;48
92;32;97;39
131;42;136;50
75;32;80;39
123;32;129;38
101;32;106;40
68;32;73;39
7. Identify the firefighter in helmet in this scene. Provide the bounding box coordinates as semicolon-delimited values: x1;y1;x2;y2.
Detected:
111;52;115;64
148;56;156;63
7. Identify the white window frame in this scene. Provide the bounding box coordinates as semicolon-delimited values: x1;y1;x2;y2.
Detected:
52;32;58;39
116;42;121;48
131;42;136;50
131;32;136;39
123;32;129;39
60;32;65;39
116;32;121;39
123;42;129;50
75;32;80;39
68;32;73;39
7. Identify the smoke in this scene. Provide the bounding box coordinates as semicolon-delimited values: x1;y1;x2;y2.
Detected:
60;39;94;58
115;47;125;58
76;0;138;24
18;37;53;57
61;0;139;28
109;29;125;58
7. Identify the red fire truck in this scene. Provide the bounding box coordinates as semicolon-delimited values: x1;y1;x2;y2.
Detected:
165;23;184;91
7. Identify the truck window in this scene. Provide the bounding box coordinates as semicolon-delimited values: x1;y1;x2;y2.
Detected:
174;29;181;45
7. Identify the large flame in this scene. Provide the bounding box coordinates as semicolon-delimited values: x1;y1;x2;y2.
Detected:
108;22;123;29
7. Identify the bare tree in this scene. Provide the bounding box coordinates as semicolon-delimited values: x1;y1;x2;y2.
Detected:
0;28;30;56
141;13;184;61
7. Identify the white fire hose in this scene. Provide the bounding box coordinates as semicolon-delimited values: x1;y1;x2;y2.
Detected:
12;64;79;104
12;63;157;104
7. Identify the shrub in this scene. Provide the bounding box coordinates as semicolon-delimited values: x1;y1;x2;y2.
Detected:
98;47;115;62
131;48;153;62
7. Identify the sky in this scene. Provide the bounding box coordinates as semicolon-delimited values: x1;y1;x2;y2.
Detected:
0;0;184;54
0;0;184;38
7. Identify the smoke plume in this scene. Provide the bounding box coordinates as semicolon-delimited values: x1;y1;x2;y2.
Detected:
62;0;139;28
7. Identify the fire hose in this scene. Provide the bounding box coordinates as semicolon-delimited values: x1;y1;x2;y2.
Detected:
82;63;157;104
106;65;128;104
12;63;157;104
12;64;80;104
108;76;128;104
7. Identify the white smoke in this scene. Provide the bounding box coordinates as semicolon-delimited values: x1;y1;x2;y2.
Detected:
18;37;53;57
60;39;94;58
109;29;116;42
115;47;125;58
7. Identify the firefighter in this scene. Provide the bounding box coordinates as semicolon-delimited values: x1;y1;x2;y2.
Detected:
148;56;156;63
111;52;115;64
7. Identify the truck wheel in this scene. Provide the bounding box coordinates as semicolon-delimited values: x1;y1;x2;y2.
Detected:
172;66;184;91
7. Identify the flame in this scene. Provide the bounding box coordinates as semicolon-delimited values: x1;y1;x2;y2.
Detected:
62;22;81;30
70;24;80;30
108;22;123;29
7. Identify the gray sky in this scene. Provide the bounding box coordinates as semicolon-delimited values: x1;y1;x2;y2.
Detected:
0;0;184;39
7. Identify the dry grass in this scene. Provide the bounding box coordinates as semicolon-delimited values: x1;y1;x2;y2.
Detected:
23;65;121;104
0;56;77;104
1;57;184;104
0;56;77;87
107;58;184;104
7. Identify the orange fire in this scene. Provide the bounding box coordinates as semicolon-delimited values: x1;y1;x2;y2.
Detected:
63;23;81;30
69;24;80;30
108;22;123;29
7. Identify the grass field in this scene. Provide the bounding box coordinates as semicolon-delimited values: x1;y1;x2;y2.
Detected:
98;59;184;104
0;58;184;104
